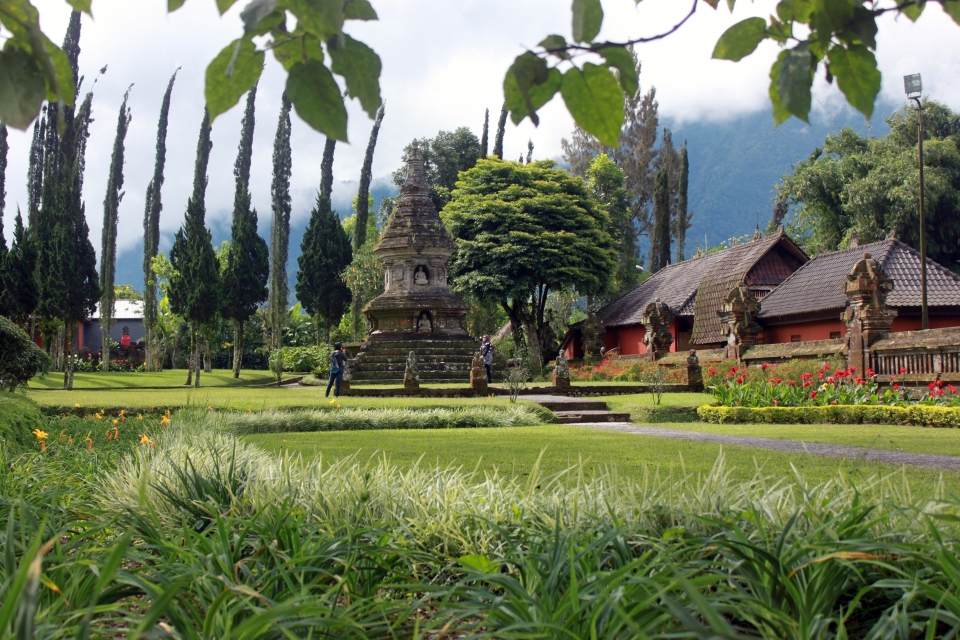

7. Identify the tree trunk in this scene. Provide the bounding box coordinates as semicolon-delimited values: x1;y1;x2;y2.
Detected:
144;326;152;372
501;302;525;351
521;318;543;374
232;320;243;378
63;322;75;390
204;340;212;374
186;323;195;386
101;324;110;372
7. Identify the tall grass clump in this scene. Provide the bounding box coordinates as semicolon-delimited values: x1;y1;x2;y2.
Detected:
224;405;550;434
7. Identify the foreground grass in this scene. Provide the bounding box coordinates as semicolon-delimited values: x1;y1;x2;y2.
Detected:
28;368;276;389
244;424;960;491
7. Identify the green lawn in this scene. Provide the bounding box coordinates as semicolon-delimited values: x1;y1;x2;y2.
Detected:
28;369;276;389
244;424;960;492
651;421;960;458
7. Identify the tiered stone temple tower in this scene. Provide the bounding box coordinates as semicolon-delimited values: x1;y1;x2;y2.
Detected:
348;142;477;384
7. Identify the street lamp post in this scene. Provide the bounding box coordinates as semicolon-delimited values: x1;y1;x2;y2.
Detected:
904;73;928;330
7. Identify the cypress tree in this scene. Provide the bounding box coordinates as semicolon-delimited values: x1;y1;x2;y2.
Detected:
99;87;132;372
2;210;38;323
143;68;179;371
526;139;533;164
319;138;336;215
169;108;219;388
354;103;385;250
222;86;269;378
0;124;8;312
674;142;691;263
648;163;671;273
26;110;45;229
296;198;352;342
492;103;507;158
267;93;293;352
480;108;489;159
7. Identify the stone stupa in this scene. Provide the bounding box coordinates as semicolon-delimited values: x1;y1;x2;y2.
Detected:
347;142;477;384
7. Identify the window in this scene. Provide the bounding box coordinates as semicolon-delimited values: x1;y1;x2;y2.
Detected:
791;335;801;343
830;331;842;339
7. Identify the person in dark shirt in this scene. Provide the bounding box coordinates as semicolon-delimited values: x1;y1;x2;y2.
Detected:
326;343;348;398
480;335;493;383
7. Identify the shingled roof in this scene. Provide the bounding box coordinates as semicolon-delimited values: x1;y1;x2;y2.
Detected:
597;231;807;330
690;231;807;344
758;239;960;319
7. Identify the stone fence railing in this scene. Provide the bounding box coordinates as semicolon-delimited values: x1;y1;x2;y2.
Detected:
869;327;960;382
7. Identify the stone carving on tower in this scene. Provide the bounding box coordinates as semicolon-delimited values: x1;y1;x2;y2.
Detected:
642;298;675;361
843;252;896;372
718;283;762;359
362;141;470;338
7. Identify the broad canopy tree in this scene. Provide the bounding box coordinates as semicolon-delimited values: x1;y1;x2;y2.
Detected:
444;158;617;372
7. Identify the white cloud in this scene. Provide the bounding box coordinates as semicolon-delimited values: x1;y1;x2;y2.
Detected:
3;0;959;264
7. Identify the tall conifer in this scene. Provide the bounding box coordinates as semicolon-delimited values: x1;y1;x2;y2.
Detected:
169;109;219;388
354;104;385;250
648;163;671;273
0;124;8;307
2;210;38;322
26;111;45;229
296;198;352;341
222;86;269;378
479;108;489;159
143;69;179;371
526;139;533;164
99;87;132;371
492;103;507;158
674;142;691;263
267;93;293;352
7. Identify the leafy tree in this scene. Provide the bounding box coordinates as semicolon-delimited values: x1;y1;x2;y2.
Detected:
143;69;179;372
392;128;481;210
296;198;353;342
169;108;219;388
268;93;293;352
587;154;638;300
492;103;507;158
113;284;142;300
222;86;270;378
673;142;692;262
649;163;671;273
0;316;48;392
444;158;617;372
2;211;38;323
778;100;960;270
99;87;132;372
480;108;489;159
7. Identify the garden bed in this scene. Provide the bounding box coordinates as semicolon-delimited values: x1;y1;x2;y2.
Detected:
698;404;960;427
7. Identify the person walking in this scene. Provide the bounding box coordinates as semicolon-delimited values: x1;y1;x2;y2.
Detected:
326;343;347;398
480;335;494;383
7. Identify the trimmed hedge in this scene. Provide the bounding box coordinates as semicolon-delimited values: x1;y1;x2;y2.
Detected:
697;404;960;427
0;394;48;448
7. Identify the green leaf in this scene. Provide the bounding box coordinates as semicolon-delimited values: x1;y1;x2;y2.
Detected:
539;34;570;59
560;63;624;147
768;50;791;126
344;0;377;20
597;45;638;97
240;0;280;33
712;17;767;61
205;38;264;122
776;44;814;123
458;554;500;574
945;0;960;26
827;44;879;119
701;0;720;8
286;59;348;141
272;31;324;70
0;46;46;130
572;0;603;43
328;33;381;118
281;0;344;38
838;7;877;49
168;0;187;10
64;0;92;14
776;0;812;22
503;52;561;126
217;0;240;13
900;0;924;21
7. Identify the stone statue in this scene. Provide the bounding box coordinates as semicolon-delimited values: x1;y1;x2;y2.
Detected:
414;266;428;285
551;351;571;388
686;349;703;392
404;351;420;389
340;357;352;392
416;311;432;332
470;351;487;389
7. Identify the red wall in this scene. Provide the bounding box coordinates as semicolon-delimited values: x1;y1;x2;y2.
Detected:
763;315;960;344
601;323;680;356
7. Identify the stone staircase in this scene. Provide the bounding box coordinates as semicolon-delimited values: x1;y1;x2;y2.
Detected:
530;397;631;424
348;338;499;385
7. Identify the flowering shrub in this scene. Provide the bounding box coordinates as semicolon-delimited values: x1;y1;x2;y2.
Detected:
711;362;960;408
568;356;685;384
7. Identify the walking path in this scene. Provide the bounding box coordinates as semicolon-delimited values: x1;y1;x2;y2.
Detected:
520;395;960;472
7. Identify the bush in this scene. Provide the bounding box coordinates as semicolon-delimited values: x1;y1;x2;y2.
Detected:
276;345;331;374
703;356;845;389
0;394;47;449
697;403;960;427
0;316;50;391
569;356;686;384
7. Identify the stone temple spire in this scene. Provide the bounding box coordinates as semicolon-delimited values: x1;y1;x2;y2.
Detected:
403;140;429;191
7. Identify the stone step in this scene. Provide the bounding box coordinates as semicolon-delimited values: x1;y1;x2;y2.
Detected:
353;354;474;363
554;411;631;424
536;400;610;412
351;365;472;374
351;372;475;381
362;341;481;350
354;350;475;359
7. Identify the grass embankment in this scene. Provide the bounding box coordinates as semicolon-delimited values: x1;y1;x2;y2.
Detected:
28;369;276;389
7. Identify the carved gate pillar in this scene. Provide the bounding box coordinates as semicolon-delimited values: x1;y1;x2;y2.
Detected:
642;298;675;361
718;284;761;360
843;252;896;373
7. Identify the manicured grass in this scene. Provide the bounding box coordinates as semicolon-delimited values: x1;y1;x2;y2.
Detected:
24;386;520;411
243;424;960;491
28;369;276;389
651;421;960;457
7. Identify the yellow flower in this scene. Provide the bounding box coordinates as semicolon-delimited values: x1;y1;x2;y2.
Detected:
119;410;126;417
74;403;80;408
329;399;336;405
112;419;119;426
86;437;93;451
207;405;213;411
139;433;155;448
137;413;143;420
161;415;171;426
336;403;341;409
32;429;48;441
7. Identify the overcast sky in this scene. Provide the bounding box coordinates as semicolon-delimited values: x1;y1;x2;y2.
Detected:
2;0;958;265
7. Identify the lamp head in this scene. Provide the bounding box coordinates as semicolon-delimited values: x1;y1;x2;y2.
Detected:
904;73;922;98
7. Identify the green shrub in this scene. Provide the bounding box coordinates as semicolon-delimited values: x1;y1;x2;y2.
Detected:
224;405;552;434
276;345;331;374
0;316;50;391
697;403;960;427
0;394;47;449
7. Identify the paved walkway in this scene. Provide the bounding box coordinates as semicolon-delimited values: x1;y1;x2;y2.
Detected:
570;422;960;472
